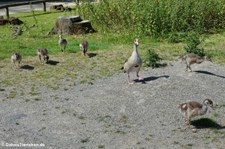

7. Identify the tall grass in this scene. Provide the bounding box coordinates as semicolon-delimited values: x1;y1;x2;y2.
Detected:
78;0;225;37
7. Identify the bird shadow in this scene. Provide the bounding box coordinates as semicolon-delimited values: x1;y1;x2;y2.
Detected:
194;70;225;79
46;60;59;65
191;118;225;129
20;65;34;70
134;75;169;84
87;53;97;58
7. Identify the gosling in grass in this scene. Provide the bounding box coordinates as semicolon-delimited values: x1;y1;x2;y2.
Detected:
178;99;213;126
58;34;67;52
181;53;211;72
123;38;142;84
79;40;88;56
11;52;22;68
37;48;49;63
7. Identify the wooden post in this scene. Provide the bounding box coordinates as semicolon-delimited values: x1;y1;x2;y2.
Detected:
43;2;46;12
5;7;9;19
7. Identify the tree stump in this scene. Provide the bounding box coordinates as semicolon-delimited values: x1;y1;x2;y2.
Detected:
49;16;96;35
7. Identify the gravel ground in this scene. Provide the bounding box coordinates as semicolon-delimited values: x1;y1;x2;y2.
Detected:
0;60;225;149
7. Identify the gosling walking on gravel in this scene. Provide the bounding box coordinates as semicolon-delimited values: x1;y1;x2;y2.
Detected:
123;38;142;84
37;48;49;63
11;52;22;68
58;34;67;52
178;99;213;126
181;53;211;72
79;40;88;56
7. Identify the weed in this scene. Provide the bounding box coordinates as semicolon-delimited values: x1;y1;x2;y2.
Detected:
38;127;46;132
145;137;151;141
167;32;187;43
55;106;60;109
80;138;90;143
115;129;126;134
25;99;30;102
61;111;66;114
184;32;205;56
144;49;162;68
187;143;193;147
34;98;41;101
213;112;219;118
97;145;105;149
119;113;128;122
7;90;17;99
78;115;85;120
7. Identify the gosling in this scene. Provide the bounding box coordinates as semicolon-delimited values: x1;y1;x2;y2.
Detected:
79;40;88;56
37;48;49;63
181;53;211;72
11;52;22;68
178;99;213;126
58;34;67;52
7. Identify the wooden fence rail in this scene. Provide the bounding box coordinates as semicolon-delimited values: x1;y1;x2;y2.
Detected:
0;0;47;19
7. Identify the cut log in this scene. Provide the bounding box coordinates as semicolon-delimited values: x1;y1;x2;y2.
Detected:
49;16;96;35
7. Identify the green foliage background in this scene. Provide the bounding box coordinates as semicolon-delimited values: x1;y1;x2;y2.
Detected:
78;0;225;36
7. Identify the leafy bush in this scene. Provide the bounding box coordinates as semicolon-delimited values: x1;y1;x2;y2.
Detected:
144;49;162;68
78;0;225;37
184;32;205;56
167;32;187;43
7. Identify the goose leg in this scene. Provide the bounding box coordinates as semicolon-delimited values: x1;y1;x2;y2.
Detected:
64;45;66;52
189;66;192;72
137;72;142;80
17;61;21;69
185;65;188;72
127;73;133;84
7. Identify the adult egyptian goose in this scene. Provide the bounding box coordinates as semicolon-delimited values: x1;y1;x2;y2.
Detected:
123;38;142;84
79;40;88;56
11;52;22;68
58;34;67;52
181;53;211;72
37;48;49;63
178;99;213;126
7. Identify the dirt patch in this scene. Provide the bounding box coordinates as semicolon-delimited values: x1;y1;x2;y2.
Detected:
0;58;225;148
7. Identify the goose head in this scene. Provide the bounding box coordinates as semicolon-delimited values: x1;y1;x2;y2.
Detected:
134;38;139;46
203;99;213;108
203;55;211;62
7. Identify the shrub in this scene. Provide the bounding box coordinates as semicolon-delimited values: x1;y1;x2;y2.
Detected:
167;32;187;43
144;49;162;68
78;0;225;37
184;32;205;56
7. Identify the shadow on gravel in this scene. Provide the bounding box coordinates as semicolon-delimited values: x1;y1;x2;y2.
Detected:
88;53;97;58
194;70;225;79
20;65;34;70
191;118;225;129
47;60;59;65
134;75;169;84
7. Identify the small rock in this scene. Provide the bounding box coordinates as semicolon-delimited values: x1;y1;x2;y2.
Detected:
192;128;197;133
